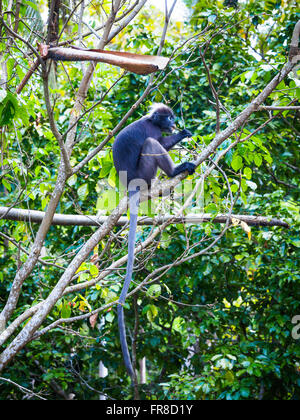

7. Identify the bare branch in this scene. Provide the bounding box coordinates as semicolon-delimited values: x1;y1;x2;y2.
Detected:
289;20;300;60
0;377;47;400
0;207;289;228
258;106;300;111
107;0;148;43
199;49;221;133
42;70;72;176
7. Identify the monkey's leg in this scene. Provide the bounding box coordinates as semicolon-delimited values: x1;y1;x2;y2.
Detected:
137;138;161;184
139;138;195;179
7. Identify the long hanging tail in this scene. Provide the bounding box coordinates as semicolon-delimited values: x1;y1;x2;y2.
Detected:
117;187;140;379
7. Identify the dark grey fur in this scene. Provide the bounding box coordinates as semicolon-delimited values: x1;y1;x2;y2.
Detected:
113;104;196;379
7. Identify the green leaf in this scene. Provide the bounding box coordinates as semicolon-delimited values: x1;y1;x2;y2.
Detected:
89;264;99;278
2;179;11;191
108;167;117;188
77;183;89;201
244;167;252;180
225;371;235;384
231;155;243;172
254;154;263;167
206;203;218;214
24;0;39;11
143;304;158;322
106;311;115;323
0;92;18;126
202;383;210;394
67;174;77;187
240;388;250;398
231;184;239;193
61;301;72;319
147;285;162;298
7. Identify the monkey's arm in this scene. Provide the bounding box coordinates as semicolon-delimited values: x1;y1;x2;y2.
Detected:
139;137;196;180
159;129;192;151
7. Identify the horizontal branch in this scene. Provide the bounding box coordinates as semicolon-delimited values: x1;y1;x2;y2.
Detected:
0;207;289;228
259;106;300;111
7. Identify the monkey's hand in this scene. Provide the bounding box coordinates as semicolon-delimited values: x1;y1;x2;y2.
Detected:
183;162;196;175
180;129;193;139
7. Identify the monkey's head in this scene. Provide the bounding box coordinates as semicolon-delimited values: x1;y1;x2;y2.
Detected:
149;103;176;133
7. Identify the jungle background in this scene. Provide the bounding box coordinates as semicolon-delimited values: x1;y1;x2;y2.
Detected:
0;0;299;400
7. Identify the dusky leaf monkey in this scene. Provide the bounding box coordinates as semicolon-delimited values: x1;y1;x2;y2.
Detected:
113;103;196;379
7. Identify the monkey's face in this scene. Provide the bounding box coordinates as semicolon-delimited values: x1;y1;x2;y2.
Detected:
151;112;176;133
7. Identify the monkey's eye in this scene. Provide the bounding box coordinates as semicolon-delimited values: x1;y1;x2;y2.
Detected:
168;116;174;122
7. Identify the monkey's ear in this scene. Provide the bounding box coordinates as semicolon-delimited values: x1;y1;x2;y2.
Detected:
150;111;158;121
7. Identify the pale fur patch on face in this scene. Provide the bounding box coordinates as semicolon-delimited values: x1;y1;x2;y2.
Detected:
149;103;175;117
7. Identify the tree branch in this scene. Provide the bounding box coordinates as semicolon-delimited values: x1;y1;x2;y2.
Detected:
0;207;289;228
258;106;300;111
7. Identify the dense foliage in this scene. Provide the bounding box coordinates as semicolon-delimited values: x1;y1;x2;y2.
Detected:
0;0;299;400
